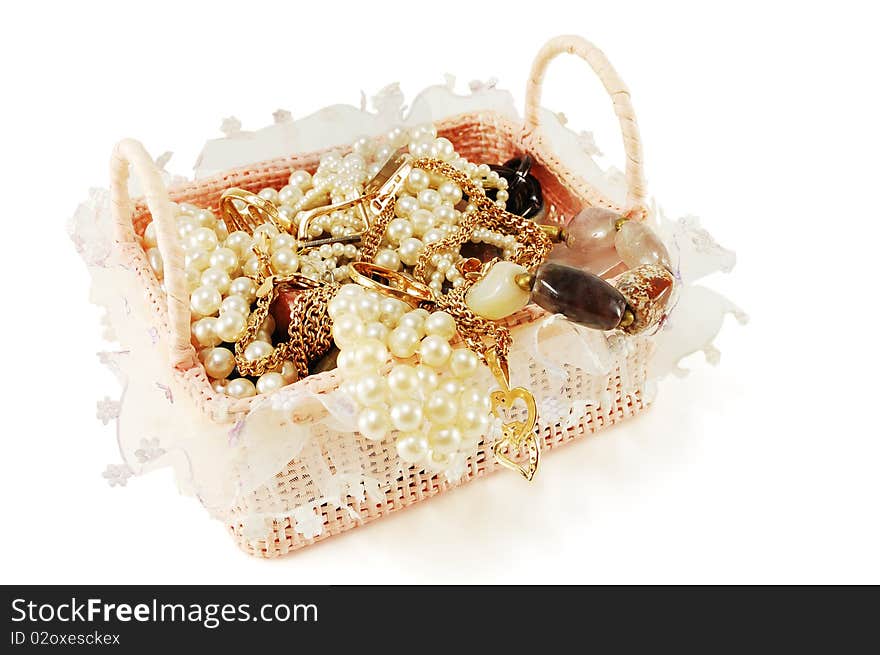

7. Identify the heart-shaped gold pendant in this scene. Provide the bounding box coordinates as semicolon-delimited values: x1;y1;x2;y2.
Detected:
491;388;540;481
485;347;540;481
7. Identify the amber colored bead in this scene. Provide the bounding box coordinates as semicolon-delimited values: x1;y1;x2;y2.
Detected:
531;262;627;330
614;220;672;270
610;263;674;334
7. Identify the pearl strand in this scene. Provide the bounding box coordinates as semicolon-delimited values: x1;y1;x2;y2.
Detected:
329;283;492;473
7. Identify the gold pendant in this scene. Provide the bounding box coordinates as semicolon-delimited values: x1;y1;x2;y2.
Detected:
486;347;540;481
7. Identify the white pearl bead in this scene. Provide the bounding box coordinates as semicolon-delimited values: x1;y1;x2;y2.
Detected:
430;137;455;161
338;283;366;300
221;295;250;317
395;195;419;218
327;295;356;320
459;405;490;439
356;294;381;322
440;379;462;397
203;347;235;379
357;407;389;441
415;365;439;391
228;277;257;304
405;168;430;193
410;209;434;237
281;360;298;383
353;338;388;370
214;220;229;241
242;256;261;277
389;399;423;432
386;218;414;245
373;249;401;271
387;126;408;147
258;187;279;204
190;285;222;317
388;364;420;397
424;311;457;340
397;312;426;338
438;181;463;204
271;233;297;253
422;228;443;244
271;247;300;275
396;432;429;464
195;209;216;228
256;371;285;394
278;185;304;205
289;169;311;189
379;297;408;326
419;335;452;368
393;240;421;271
417;188;441;211
253;223;280;241
425;391;458;425
189;227;219;252
433;204;456;224
450;348;480;378
244;340;273;362
355;374;388;407
460;388;491;412
388;325;420;358
363;321;389;342
332;314;365;348
192;317;221;347
200;266;231;294
428;425;462;454
225;231;253;258
210;247;239;274
226;378;256;399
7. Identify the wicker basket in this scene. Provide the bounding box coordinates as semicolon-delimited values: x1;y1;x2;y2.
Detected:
108;35;656;557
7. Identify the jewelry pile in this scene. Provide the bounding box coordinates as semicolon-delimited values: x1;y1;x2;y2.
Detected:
140;124;675;478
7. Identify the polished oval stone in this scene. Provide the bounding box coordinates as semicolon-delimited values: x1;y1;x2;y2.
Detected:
610;263;674;334
531;262;627;330
549;242;621;277
615;220;671;270
565;206;620;253
465;261;531;320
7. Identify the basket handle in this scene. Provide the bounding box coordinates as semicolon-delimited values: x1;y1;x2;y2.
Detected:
524;35;646;211
110;139;196;370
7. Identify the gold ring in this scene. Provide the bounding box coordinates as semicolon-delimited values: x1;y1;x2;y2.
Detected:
219;188;290;234
347;262;434;307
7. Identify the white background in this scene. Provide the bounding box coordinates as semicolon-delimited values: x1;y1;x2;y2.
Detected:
1;1;878;584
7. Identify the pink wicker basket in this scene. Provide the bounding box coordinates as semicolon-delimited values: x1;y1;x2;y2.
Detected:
108;35;656;557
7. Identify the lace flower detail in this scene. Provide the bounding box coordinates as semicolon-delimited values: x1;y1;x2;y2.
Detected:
102;463;133;488
96;397;120;425
134;438;165;464
292;506;324;539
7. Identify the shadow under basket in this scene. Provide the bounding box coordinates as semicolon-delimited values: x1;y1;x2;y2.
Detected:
110;35;657;557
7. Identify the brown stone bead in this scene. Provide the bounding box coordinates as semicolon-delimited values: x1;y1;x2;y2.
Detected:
531;262;627;330
610;263;675;334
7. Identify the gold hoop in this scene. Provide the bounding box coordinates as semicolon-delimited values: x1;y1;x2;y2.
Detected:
347;262;434;307
219;188;290;234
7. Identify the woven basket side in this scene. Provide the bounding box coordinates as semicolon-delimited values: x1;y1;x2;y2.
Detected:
227;337;653;557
